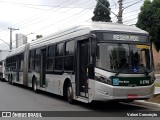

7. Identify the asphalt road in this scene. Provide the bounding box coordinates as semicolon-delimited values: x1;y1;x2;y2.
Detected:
0;81;159;120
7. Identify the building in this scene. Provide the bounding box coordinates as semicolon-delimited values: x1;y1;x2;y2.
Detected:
16;34;27;48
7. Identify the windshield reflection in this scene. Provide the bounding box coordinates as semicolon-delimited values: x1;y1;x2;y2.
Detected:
96;43;153;73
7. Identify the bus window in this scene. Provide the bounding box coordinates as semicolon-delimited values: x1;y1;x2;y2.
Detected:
20;53;24;71
55;42;64;71
64;41;74;71
35;49;40;72
56;42;63;56
46;45;54;71
65;40;75;55
31;50;35;70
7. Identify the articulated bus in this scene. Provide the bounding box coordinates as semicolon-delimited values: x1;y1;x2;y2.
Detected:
5;22;155;103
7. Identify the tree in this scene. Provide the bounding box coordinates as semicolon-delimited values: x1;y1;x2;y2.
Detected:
92;0;111;22
32;35;43;41
136;0;160;51
36;35;43;39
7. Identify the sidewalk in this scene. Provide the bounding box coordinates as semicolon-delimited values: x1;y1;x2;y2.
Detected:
155;87;160;94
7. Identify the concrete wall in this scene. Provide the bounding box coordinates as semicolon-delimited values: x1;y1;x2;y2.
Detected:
152;45;160;72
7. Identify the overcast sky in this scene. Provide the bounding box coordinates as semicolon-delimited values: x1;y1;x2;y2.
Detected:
0;0;145;50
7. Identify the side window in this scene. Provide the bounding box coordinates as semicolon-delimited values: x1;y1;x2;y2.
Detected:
28;51;31;70
11;56;17;71
20;53;24;71
56;43;63;56
64;40;75;71
46;45;54;71
55;42;64;71
35;49;40;72
66;40;75;55
31;50;35;70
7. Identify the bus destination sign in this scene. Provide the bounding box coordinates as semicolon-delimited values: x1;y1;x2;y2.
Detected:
113;34;139;41
97;32;149;42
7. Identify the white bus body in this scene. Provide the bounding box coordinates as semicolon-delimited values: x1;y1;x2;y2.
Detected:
5;22;155;103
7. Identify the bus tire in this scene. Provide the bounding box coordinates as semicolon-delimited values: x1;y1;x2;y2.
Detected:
2;78;5;82
67;83;74;104
33;79;38;93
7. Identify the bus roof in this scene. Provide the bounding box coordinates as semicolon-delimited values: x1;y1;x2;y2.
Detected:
7;22;149;57
75;22;148;33
6;44;25;58
29;22;148;49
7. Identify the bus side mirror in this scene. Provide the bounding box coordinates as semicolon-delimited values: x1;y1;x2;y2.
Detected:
90;34;96;57
88;63;94;79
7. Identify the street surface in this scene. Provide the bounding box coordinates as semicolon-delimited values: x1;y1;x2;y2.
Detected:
0;81;160;120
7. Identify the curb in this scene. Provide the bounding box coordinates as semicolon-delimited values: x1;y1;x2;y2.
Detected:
133;100;160;108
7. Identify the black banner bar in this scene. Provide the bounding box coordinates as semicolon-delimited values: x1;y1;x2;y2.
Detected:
0;111;160;117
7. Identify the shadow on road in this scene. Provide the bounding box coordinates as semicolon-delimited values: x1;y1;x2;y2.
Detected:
9;82;152;112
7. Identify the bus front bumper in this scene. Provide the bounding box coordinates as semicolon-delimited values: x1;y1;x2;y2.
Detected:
92;81;155;102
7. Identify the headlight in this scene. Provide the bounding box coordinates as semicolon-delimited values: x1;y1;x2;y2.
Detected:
95;73;112;85
150;76;155;84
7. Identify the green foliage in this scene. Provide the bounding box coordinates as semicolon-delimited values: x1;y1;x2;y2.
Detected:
92;0;111;22
136;0;160;51
36;35;43;39
155;82;160;87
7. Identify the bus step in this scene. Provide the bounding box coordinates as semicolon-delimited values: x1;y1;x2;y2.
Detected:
76;96;89;103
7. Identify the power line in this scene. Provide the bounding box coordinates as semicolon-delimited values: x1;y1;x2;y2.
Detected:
112;0;116;4
123;0;143;5
123;9;140;14
1;0;94;49
0;0;72;34
33;0;94;34
117;0;143;24
112;8;140;20
0;0;76;38
123;13;138;19
0;0;93;37
18;0;92;31
123;0;143;10
123;17;138;23
0;0;59;7
0;0;95;11
57;1;95;31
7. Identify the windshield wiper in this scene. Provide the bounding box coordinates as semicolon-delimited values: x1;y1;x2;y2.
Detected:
115;62;128;76
140;64;149;76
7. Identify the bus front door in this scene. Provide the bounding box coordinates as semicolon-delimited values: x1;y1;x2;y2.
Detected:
77;40;89;98
40;48;46;87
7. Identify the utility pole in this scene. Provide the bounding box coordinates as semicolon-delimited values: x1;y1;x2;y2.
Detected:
8;27;19;50
117;0;123;24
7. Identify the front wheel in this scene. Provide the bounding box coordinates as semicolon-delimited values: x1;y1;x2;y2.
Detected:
67;83;74;104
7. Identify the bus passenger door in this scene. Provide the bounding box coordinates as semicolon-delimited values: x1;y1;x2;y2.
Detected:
77;40;89;98
40;48;46;87
16;55;20;82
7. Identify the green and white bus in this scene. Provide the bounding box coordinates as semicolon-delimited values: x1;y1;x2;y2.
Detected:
5;22;155;103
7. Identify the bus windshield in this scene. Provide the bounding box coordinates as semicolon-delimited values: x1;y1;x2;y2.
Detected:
96;43;153;73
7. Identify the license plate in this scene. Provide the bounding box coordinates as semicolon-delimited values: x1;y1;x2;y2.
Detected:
128;94;138;99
